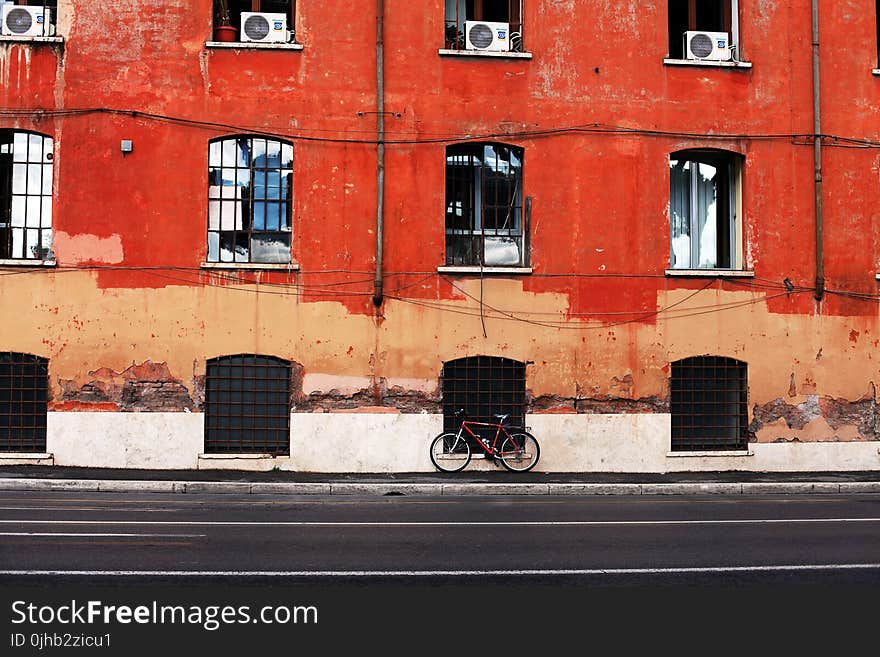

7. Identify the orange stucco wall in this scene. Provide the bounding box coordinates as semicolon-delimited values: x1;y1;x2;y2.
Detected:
3;1;880;444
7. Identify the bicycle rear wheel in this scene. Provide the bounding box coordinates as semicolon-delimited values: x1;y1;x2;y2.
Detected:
499;432;540;472
430;432;471;473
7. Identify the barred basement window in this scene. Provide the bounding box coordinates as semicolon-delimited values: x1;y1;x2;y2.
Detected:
204;355;291;455
207;136;293;264
0;130;54;261
671;356;748;451
444;0;523;52
0;352;48;453
445;143;526;267
441;356;526;443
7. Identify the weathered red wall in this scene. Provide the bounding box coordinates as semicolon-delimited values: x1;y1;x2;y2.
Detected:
3;1;880;439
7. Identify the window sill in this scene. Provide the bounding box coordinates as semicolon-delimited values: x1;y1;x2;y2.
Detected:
438;265;533;275
0;259;56;267
663;58;752;69
0;36;63;45
665;269;754;278
201;262;300;271
205;41;303;51
667;450;754;458
438;49;532;60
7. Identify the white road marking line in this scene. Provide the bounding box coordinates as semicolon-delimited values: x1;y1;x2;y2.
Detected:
0;532;205;538
1;564;879;577
0;518;880;527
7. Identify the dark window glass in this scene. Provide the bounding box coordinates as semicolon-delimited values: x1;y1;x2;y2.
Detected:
671;356;748;451
0;352;48;452
204;355;291;455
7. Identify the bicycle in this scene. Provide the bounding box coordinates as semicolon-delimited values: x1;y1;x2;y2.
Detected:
429;409;540;473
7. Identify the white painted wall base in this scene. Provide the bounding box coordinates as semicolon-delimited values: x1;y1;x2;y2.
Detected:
37;411;880;473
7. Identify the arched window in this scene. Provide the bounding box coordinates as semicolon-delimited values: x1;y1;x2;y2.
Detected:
204;355;291;455
441;356;526;438
0;130;54;262
671;356;748;451
207;136;293;264
445;142;526;267
669;149;743;271
0;352;49;452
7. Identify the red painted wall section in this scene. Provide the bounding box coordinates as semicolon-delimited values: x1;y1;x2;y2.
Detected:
2;0;879;320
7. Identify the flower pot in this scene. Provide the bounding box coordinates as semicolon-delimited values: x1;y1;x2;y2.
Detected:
213;25;238;42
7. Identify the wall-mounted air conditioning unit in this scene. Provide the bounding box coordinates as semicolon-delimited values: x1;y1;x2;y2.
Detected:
683;31;730;61
1;4;53;37
240;12;288;43
465;21;509;52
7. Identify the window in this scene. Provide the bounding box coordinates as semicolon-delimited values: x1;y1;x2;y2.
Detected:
441;356;526;443
213;0;295;42
668;0;737;60
669;149;742;271
445;143;526;267
0;352;48;453
207;136;293;264
204;355;291;455
671;356;748;451
444;0;523;52
0;1;57;37
0;130;54;262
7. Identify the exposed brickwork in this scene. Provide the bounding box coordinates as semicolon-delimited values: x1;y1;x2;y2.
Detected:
57;361;194;412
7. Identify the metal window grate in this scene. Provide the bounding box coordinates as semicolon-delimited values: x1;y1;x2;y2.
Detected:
0;352;49;453
445;143;525;267
442;356;526;442
204;355;291;455
0;130;54;261
671;356;748;451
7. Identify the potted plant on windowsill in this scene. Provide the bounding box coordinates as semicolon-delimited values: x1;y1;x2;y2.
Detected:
213;0;238;42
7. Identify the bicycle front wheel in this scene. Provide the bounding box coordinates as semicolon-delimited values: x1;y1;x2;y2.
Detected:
499;432;540;472
430;432;471;473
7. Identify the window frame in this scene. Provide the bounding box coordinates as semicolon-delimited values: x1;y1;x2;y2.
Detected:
213;0;296;44
203;354;292;456
668;148;743;273
0;129;54;264
666;0;741;63
670;356;749;452
444;142;528;269
443;0;525;53
206;135;294;266
0;352;49;453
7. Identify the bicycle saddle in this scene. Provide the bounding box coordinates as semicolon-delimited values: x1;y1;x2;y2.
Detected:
493;414;510;424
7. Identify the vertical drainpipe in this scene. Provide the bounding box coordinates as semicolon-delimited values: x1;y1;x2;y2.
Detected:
811;0;825;302
372;0;386;308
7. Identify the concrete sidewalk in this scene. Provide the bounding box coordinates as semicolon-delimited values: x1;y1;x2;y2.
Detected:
1;465;880;495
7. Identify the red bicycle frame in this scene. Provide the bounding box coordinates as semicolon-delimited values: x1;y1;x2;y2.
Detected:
456;419;516;456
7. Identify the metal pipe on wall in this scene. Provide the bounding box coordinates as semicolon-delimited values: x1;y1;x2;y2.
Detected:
372;0;386;308
812;0;825;302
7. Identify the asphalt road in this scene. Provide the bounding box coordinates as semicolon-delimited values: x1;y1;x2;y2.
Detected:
1;491;878;651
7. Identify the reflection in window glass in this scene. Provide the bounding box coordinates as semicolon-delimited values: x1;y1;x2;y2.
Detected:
0;131;53;261
207;136;293;264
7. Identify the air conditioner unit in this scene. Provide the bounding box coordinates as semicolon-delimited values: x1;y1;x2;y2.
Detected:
465;21;509;52
1;5;53;37
240;12;288;43
683;31;730;61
